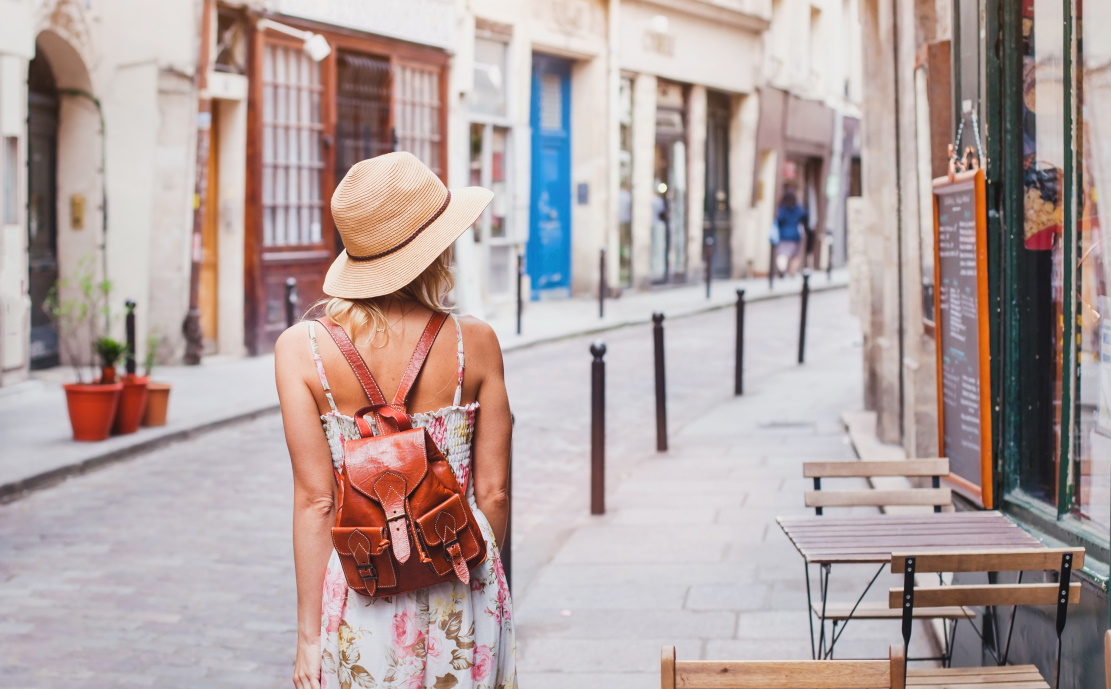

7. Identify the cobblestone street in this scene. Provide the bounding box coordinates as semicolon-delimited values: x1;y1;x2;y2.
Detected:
0;290;929;688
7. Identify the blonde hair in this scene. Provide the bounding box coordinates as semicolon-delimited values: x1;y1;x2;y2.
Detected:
323;248;454;345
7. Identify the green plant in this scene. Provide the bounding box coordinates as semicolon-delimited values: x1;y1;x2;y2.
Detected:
143;333;161;377
94;337;127;368
41;255;114;384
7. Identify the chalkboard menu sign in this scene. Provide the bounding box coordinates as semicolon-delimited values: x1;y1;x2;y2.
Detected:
933;169;993;508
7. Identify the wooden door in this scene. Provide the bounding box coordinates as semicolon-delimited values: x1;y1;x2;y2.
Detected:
200;106;220;349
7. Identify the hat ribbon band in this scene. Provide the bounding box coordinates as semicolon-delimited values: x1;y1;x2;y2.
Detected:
347;190;452;262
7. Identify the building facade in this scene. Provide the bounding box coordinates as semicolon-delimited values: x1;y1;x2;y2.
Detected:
753;0;863;276
0;0;199;386
855;0;1110;683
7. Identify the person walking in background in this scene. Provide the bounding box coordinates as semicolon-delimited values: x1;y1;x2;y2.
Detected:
275;152;517;689
774;186;809;277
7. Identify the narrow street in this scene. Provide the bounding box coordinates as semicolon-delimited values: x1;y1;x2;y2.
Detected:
0;289;928;688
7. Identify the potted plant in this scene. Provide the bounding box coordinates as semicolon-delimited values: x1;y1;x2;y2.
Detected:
94;337;127;384
44;259;123;442
141;333;172;427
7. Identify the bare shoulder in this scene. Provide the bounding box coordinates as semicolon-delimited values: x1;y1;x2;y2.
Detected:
274;321;313;376
455;314;504;372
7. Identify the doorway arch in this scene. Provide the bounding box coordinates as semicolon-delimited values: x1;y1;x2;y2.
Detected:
27;29;98;369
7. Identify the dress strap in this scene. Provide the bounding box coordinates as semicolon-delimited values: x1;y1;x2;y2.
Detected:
306;321;338;414
451;314;464;407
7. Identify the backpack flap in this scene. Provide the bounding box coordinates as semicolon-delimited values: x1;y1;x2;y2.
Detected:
332;526;396;595
343;428;429;564
416;493;484;584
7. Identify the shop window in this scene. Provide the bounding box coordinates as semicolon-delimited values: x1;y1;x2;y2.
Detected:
395;63;443;177
618;76;634;287
1074;2;1111;532
472;37;508;118
1007;0;1111;540
1010;0;1065;507
261;43;324;248
469;32;514;299
335;52;392;182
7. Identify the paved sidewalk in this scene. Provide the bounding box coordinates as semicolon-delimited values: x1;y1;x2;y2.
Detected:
509;288;935;688
0;269;845;501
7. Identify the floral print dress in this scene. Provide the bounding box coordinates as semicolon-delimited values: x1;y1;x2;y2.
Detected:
308;318;517;689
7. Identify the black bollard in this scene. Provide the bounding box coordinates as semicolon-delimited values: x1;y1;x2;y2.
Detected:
516;253;524;336
798;270;811;364
826;235;834;282
125;299;137;375
590;341;606;515
704;236;714;300
734;289;746;396
285;277;299;328
652;312;668;452
768;241;776;290
598;248;606;319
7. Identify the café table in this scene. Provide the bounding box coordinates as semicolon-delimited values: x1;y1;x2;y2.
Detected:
777;510;1043;660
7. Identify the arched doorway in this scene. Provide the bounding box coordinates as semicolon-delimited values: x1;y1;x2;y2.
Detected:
27;51;59;370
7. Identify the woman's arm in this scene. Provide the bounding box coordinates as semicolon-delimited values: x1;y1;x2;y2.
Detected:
275;324;336;689
467;319;512;546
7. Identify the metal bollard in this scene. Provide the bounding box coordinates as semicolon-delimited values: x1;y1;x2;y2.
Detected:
598;248;606;319
798;270;811;364
704;236;714;300
768;241;777;290
516;253;524;336
734;289;746;396
590;341;606;515
125;299;137;375
652;312;668;452
285;277;299;328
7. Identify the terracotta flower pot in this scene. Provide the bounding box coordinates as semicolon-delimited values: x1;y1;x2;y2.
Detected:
64;382;124;442
142;382;172;427
112;375;150;435
100;366;118;384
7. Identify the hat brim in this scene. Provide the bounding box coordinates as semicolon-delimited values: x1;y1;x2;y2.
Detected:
323;186;494;299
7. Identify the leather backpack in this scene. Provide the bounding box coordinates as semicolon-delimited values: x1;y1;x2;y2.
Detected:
317;314;487;598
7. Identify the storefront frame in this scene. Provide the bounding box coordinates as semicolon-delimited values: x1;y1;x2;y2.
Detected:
940;7;1111;675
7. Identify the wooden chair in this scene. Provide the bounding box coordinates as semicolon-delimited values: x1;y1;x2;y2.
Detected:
803;458;952;515
890;547;1084;688
802;458;961;658
1104;630;1110;689
661;644;906;689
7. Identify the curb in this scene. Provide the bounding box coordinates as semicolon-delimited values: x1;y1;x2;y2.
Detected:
3;281;847;503
0;405;278;504
501;278;847;353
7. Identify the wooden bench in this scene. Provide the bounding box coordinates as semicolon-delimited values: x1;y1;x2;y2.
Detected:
890;548;1084;688
803;459;952;515
661;644;906;689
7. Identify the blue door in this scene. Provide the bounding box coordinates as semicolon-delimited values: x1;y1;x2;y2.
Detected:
528;55;572;297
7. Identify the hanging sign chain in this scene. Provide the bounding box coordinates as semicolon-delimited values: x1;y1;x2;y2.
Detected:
950;108;985;170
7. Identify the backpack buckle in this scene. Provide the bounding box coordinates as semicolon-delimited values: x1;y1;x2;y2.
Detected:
355;561;378;581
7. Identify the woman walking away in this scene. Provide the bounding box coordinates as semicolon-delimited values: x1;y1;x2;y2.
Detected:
275;152;517;689
774;187;809;277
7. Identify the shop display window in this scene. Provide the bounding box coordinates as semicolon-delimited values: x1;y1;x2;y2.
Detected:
469;31;514;298
1006;0;1111;542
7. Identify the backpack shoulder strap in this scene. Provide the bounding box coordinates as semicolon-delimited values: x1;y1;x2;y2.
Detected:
315;317;388;407
391;311;449;410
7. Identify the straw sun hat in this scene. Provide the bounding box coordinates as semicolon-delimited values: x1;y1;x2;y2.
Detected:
323;152;493;299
